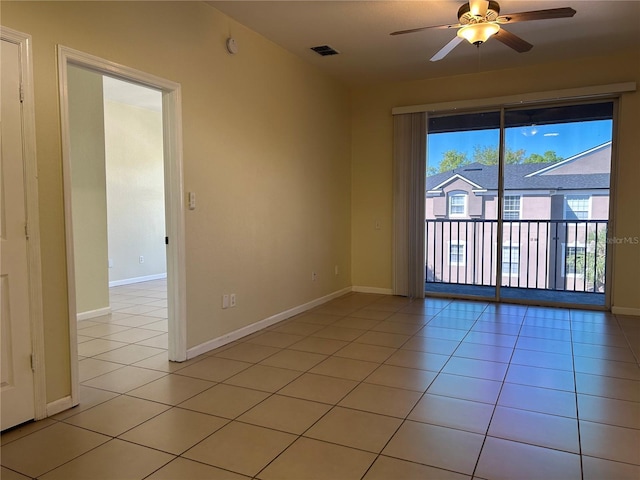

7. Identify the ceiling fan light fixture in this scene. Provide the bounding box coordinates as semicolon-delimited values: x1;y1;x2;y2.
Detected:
457;23;500;45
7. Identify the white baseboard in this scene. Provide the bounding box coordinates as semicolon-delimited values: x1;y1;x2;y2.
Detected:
611;306;640;317
352;285;393;295
109;273;167;288
46;395;74;417
187;286;352;359
76;306;111;321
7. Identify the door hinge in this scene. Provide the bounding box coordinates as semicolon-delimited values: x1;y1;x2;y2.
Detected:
20;83;24;103
25;223;30;239
165;236;169;245
30;354;35;371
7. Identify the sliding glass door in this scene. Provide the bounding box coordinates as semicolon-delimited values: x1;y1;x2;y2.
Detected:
501;102;612;306
425;110;500;299
425;101;614;307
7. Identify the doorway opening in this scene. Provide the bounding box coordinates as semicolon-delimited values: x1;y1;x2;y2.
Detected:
58;47;186;409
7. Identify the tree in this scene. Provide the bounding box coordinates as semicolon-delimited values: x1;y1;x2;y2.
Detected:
566;226;607;292
428;145;563;175
429;149;469;175
473;146;526;165
524;150;564;164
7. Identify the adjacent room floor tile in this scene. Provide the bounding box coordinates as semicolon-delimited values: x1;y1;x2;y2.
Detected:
78;358;124;382
81;365;167;393
77;338;128;357
93;344;165;365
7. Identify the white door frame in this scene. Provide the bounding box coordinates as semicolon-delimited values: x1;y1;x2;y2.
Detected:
0;26;47;422
57;46;187;407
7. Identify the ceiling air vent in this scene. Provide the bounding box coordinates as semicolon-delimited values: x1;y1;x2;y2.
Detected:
310;45;340;56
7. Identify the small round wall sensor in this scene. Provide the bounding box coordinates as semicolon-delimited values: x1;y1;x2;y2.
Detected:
226;37;238;55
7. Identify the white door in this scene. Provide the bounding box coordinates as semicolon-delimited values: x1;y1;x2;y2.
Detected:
1;38;35;430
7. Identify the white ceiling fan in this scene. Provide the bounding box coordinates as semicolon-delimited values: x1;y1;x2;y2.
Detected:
391;0;576;62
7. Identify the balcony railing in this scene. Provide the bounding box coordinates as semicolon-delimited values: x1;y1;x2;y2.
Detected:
425;219;608;294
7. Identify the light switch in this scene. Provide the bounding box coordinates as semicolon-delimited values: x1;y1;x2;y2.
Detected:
188;192;196;210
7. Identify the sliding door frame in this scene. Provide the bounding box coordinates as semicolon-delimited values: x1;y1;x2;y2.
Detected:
423;96;623;310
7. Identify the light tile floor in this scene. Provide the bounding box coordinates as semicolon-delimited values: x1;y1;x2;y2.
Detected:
2;281;640;479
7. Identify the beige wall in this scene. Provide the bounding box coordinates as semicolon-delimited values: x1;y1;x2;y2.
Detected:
351;49;640;311
104;99;166;284
1;1;352;404
68;66;110;316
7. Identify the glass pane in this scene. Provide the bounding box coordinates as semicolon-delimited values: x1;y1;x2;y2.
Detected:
425;111;500;298
502;102;612;304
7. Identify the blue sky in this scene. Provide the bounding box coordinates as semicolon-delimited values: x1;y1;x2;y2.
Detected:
427;119;613;170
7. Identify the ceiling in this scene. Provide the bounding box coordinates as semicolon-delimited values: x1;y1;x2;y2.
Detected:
208;1;640;86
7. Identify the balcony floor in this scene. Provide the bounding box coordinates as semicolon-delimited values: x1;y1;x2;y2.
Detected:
425;283;606;308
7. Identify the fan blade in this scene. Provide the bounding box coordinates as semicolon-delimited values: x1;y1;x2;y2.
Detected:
497;7;576;23
469;0;489;17
493;28;533;53
430;36;464;62
390;23;460;35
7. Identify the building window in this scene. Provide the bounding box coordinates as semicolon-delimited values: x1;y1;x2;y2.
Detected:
449;241;466;267
502;244;520;276
566;245;586;276
449;193;467;217
565;195;590;220
503;195;521;220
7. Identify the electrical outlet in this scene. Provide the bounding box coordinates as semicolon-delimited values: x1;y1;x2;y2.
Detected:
108;259;114;268
375;220;381;230
222;294;229;309
334;265;339;275
230;294;236;308
139;255;145;264
311;271;318;281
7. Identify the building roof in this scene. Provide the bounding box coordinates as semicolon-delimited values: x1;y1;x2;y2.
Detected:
427;163;610;192
426;143;611;193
